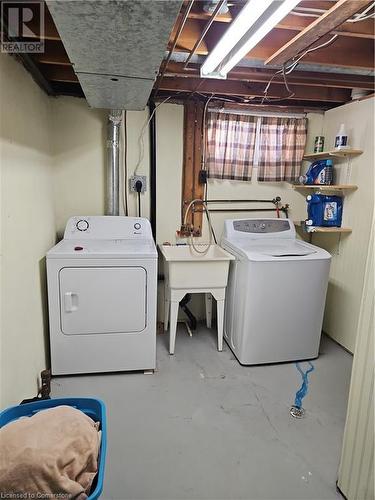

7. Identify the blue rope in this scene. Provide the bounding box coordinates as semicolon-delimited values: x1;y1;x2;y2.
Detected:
294;362;314;409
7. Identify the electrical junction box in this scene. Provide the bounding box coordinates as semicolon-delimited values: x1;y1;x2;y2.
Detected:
129;175;147;192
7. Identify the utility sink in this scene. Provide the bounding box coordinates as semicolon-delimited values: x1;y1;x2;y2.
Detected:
160;244;234;289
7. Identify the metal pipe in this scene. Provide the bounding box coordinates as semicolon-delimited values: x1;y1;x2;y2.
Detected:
204;198;281;204
155;0;195;94
183;0;226;69
106;110;122;215
198;208;285;213
149;101;157;239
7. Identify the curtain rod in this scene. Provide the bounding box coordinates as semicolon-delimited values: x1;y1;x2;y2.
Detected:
208;107;306;119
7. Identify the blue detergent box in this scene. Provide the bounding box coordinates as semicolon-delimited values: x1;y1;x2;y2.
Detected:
306;194;343;227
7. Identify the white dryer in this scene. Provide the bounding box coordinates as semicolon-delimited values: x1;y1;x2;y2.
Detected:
47;216;157;375
221;218;331;365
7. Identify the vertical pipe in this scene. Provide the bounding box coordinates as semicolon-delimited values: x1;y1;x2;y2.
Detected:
149;101;157;239
106;110;122;215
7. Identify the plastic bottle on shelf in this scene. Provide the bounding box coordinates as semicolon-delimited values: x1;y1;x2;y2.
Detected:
298;159;333;185
334;123;349;150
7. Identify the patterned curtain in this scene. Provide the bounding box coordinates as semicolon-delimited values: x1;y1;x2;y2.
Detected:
257;116;307;182
206;112;257;181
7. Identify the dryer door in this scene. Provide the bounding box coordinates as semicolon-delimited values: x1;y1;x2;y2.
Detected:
59;267;146;335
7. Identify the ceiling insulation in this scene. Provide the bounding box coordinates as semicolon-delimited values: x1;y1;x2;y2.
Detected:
46;0;182;109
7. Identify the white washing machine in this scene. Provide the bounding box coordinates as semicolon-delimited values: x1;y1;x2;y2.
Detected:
221;218;331;365
47;216;157;375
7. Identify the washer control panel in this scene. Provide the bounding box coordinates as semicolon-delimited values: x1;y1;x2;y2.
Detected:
223;218;295;240
233;219;290;233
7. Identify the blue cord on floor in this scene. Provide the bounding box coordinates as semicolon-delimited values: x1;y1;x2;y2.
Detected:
294;362;315;409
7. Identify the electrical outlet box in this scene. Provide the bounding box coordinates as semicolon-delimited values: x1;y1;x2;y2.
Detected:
129;175;147;193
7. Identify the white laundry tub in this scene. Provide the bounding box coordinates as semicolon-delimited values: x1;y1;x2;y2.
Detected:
160;244;234;289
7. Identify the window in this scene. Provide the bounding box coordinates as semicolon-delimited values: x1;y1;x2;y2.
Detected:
205;111;307;182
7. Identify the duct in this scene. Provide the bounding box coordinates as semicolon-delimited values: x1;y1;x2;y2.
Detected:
106;110;122;216
46;0;183;109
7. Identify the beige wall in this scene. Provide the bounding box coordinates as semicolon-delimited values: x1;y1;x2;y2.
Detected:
318;98;374;352
51;99;151;235
0;53;56;407
51;98;106;237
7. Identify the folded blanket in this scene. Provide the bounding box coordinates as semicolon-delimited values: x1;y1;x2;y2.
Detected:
0;405;100;499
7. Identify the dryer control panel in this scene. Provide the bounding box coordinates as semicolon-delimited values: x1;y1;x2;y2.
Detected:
223;218;295;240
64;216;153;240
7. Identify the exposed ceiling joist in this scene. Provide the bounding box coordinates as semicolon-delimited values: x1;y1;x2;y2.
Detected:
158;76;351;102
174;20;374;70
188;9;375;39
265;0;372;65
165;62;375;90
41;64;78;83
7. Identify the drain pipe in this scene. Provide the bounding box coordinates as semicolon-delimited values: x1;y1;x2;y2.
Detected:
106;110;122;215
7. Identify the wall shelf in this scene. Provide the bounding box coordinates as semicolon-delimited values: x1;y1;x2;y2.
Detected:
294;221;352;234
303;149;363;161
292;184;358;192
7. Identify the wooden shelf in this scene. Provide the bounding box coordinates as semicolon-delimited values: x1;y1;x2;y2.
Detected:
303;149;363;161
292;184;358;192
294;221;352;234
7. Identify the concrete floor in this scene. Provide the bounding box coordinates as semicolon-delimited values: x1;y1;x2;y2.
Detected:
52;326;352;500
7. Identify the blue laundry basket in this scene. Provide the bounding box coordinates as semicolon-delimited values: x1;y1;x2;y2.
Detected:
0;397;107;500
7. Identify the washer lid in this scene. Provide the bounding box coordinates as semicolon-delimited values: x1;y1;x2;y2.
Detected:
223;239;330;261
47;238;157;259
247;240;316;257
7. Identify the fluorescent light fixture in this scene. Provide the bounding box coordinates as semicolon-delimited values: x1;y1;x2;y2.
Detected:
201;0;301;78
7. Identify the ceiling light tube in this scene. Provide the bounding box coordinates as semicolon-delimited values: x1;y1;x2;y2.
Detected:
201;0;301;78
200;0;274;76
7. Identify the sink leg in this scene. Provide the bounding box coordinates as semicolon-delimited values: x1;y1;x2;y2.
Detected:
164;288;170;331
169;301;179;355
216;299;225;352
205;293;212;329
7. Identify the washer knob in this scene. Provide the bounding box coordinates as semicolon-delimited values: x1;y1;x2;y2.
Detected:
260;223;266;229
134;223;141;230
76;219;89;231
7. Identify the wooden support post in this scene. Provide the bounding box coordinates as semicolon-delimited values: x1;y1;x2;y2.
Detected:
182;100;205;235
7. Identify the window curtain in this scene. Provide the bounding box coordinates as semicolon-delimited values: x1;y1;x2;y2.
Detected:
257;116;307;182
206;112;257;181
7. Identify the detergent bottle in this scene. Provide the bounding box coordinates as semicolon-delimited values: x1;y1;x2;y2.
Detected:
305;194;343;227
299;159;333;185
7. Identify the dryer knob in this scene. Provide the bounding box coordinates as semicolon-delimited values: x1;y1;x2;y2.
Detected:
76;219;89;231
134;223;141;230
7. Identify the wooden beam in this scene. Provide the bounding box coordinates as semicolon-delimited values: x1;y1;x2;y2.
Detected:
176;20;374;69
156;92;338;110
165;62;375;91
158;76;351;102
188;8;375;39
265;0;371;66
34;41;71;66
40;64;78;83
277;13;375;40
182;101;205;235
